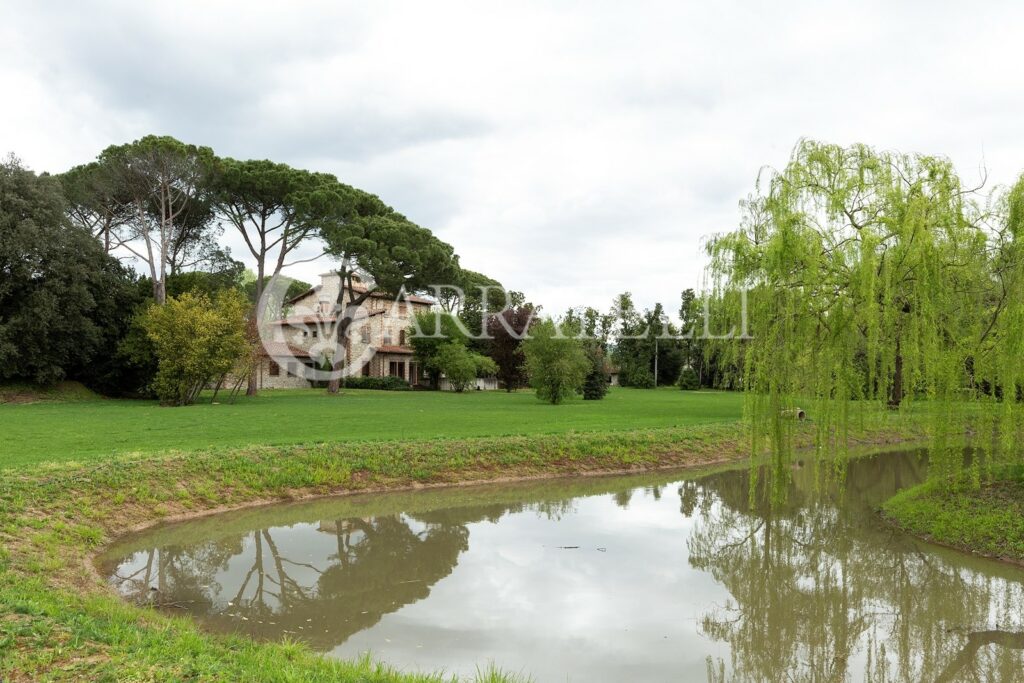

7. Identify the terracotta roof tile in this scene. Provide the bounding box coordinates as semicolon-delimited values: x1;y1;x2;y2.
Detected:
375;345;415;355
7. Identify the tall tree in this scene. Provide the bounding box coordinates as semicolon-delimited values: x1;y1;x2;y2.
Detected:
0;156;142;386
58;161;132;253
212;159;344;306
709;140;1024;494
486;305;536;391
98;135;217;304
523;319;590;404
320;193;460;393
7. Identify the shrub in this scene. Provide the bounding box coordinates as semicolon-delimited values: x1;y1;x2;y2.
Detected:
141;290;250;405
622;365;655;388
678;367;699;390
436;342;498;392
339;375;411;391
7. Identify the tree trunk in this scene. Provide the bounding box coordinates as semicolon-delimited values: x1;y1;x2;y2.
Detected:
327;317;353;394
888;341;904;409
153;278;166;306
246;315;259;397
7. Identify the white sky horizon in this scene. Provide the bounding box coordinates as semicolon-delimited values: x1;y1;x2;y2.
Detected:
2;1;1022;319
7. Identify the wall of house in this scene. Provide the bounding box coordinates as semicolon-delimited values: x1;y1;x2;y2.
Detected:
256;359;313;389
280;273;433;378
439;376;499;392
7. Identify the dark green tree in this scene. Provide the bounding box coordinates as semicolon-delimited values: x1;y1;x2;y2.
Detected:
582;343;609;400
0;156;142;386
212;159;342;306
486;305;536;391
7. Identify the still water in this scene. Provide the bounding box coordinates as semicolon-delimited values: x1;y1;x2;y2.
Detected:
98;451;1024;682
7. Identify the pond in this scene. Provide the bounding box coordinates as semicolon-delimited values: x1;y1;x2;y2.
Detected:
98;451;1024;682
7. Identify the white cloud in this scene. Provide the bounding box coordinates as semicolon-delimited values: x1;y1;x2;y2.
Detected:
2;0;1022;315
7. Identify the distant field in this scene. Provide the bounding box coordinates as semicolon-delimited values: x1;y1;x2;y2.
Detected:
0;387;745;469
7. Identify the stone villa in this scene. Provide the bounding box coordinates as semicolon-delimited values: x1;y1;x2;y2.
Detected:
256;273;434;389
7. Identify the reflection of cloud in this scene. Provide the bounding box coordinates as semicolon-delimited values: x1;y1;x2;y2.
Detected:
102;459;1024;682
335;491;730;681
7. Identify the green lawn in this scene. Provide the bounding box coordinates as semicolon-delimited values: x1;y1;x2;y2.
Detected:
0;387;744;469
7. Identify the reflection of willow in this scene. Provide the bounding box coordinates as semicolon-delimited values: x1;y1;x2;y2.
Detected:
685;452;1024;682
111;513;470;650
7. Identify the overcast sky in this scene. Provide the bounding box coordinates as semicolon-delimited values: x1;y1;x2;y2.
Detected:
2;1;1022;316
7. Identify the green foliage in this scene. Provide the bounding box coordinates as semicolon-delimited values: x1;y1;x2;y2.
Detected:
213;159;341;303
0;157;143;387
610;294;684;388
523;320;590;404
141;290;250;405
95;135;220;304
486;305;536;391
709;139;1024;496
340;376;411;391
319;191;460;392
678;367;700;390
435;342;498;392
409;311;472;388
240;271;311;303
582;345;609;401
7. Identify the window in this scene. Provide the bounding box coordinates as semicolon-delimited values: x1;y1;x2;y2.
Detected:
311;329;318;339
362;362;371;377
383;331;393;346
399;329;406;346
268;361;280;377
287;361;298;376
361;326;370;344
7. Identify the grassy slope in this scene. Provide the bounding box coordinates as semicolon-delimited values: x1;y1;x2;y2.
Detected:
0;389;921;680
0;425;758;681
883;467;1024;563
0;387;744;469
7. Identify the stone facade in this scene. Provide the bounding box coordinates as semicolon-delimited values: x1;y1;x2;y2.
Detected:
255;273;433;389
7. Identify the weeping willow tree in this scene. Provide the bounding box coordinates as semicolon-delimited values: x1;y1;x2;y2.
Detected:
708;140;1024;499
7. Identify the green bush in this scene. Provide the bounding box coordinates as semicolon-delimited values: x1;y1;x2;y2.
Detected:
622;365;655;388
678;367;699;390
340;375;412;391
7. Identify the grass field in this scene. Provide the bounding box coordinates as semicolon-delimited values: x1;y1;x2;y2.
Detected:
883;466;1024;563
0;387;745;469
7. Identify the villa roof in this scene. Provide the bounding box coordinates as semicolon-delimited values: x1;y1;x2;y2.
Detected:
287;281;435;306
375;345;415;355
271;310;385;326
259;342;313;359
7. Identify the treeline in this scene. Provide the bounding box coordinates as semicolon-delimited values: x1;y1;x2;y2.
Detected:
2;134;730;405
0;136;472;400
408;286;738;405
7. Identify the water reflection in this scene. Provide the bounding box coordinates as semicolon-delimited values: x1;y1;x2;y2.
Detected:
99;453;1024;682
690;455;1024;682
